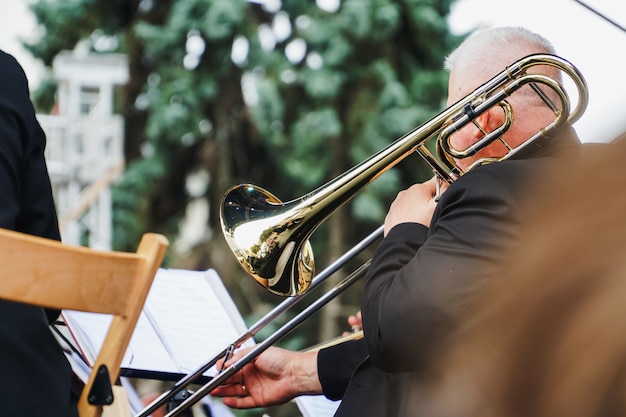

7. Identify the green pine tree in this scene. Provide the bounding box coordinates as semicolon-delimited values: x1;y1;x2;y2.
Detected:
24;4;462;414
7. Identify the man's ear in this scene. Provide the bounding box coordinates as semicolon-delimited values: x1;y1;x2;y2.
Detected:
473;106;506;139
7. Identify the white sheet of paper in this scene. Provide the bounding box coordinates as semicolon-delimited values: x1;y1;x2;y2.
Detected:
62;268;252;377
295;395;341;417
142;268;252;374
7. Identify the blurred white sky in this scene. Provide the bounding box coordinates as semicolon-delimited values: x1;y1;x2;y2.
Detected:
1;0;624;142
0;0;43;88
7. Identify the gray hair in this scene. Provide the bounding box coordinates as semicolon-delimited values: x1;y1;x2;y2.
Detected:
444;26;560;101
445;26;556;72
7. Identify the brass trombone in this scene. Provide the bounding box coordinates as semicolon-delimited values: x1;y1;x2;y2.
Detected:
219;53;587;297
138;54;588;417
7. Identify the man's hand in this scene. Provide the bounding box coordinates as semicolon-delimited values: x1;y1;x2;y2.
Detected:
211;346;322;409
343;311;362;335
384;177;449;235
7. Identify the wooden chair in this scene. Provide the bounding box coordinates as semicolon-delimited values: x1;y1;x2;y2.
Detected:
0;228;168;417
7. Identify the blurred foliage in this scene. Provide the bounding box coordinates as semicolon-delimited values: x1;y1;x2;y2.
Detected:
30;72;58;113
26;1;462;414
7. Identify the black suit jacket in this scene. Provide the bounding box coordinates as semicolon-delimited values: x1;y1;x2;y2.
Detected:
0;50;77;417
317;127;582;417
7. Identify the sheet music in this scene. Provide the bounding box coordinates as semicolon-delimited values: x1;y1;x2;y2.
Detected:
62;268;252;378
123;313;180;373
142;268;253;375
63;303;187;374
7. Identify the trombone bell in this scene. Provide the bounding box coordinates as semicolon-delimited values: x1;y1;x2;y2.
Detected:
221;184;314;296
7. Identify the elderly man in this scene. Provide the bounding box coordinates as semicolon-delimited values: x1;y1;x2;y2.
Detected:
211;26;583;417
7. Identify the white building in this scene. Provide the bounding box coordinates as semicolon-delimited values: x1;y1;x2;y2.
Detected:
38;50;128;250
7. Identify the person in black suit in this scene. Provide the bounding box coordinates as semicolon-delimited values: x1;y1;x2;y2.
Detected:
0;50;78;417
411;139;624;417
210;26;583;416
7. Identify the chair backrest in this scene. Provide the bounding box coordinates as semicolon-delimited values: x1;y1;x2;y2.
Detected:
0;228;169;417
